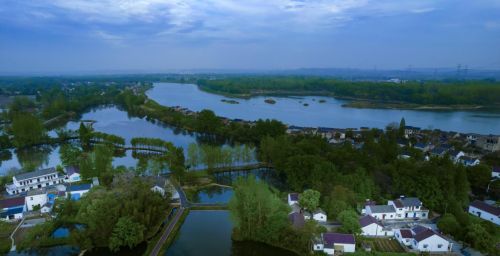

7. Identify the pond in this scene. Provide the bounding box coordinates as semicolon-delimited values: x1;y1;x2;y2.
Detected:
166;210;296;256
147;82;500;134
188;185;233;204
1;106;255;175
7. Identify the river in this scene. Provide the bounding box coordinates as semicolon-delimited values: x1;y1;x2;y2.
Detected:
147;82;500;134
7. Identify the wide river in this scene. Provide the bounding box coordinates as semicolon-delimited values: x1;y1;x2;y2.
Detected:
147;82;500;134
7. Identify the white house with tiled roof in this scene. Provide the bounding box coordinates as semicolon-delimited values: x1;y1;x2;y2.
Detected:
468;200;500;225
359;215;393;237
395;226;452;252
388;196;429;219
6;167;64;195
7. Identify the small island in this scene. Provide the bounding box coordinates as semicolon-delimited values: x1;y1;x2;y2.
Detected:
264;98;276;104
221;99;240;104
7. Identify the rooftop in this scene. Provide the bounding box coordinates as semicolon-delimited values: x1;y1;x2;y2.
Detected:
369;205;396;213
0;196;25;209
27;188;47;196
399;229;413;239
65;166;80;176
393;197;422;208
67;183;92;192
470;200;500;216
289;193;299;201
14;167;57;181
323;233;355;245
359;215;382;228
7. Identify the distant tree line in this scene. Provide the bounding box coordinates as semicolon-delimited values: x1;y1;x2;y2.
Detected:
198;77;500;106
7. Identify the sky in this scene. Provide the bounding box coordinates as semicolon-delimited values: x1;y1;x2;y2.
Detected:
1;0;500;74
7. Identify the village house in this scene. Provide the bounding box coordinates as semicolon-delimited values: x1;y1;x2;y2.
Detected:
468;200;500;225
394;229;413;246
430;147;448;158
404;126;421;138
492;166;500;179
388;196;429;219
6;167;64;195
459;156;480;166
149;176;180;200
313;233;356;255
395;226;452;252
287;193;299;206
365;196;429;220
64;166;81;183
476;135;500;152
312;209;327;222
365;205;397;220
359;215;394;237
25;189;48;211
448;150;465;163
414;142;432;152
0;196;25;221
66;183;92;200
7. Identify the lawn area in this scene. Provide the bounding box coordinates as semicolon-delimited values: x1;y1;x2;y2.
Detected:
364;238;406;253
0;221;17;254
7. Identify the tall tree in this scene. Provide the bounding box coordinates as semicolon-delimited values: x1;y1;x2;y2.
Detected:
299;189;321;211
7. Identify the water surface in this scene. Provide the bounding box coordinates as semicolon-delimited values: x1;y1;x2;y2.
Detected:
166;211;296;256
147;82;500;134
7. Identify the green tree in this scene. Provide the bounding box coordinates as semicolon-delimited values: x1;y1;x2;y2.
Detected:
337;210;361;235
60;144;82;167
228;176;289;243
187;143;200;169
465;223;493;253
437;213;460;235
11;113;46;147
109;217;145;252
299;189;320;211
196;109;221;134
399;117;406;137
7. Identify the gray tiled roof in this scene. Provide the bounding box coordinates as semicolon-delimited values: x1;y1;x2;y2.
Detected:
14;167;57;181
369;205;396;213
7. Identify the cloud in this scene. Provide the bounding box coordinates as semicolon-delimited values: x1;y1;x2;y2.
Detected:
0;0;486;44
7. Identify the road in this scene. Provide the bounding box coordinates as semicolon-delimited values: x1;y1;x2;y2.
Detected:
149;207;185;256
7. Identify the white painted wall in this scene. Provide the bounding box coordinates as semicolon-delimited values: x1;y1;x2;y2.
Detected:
313;213;327;222
361;223;393;237
25;194;47;211
413;235;451;252
337;243;356;253
469;206;500;225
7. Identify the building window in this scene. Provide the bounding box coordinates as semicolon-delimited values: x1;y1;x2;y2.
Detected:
423;244;428;249
30;197;33;200
438;244;443;248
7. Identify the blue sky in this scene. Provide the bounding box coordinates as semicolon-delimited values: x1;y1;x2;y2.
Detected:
1;0;500;74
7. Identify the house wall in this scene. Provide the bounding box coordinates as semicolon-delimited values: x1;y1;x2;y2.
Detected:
26;194;47;211
362;223;393;237
414;236;450;252
323;248;334;255
369;212;396;220
8;175;63;195
468;206;500;225
66;173;81;182
313;213;327;222
337;243;356;253
394;230;412;246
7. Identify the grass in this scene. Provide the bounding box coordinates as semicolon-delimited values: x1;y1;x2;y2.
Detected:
0;221;17;254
